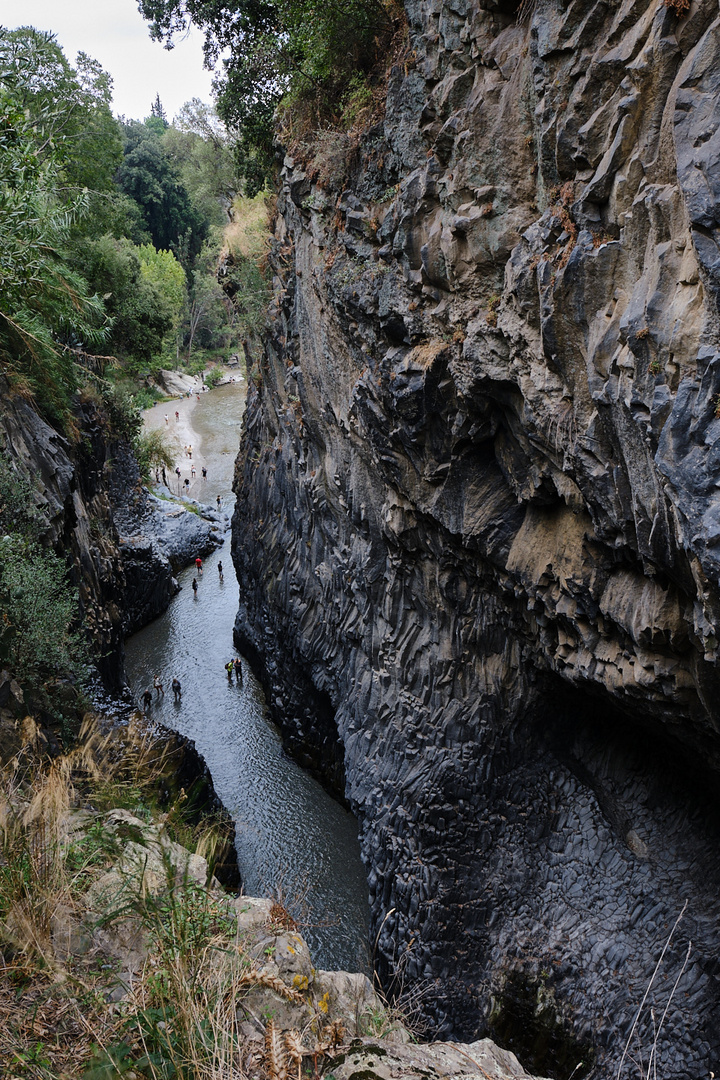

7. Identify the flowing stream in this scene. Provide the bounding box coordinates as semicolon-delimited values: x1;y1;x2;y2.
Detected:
124;382;370;972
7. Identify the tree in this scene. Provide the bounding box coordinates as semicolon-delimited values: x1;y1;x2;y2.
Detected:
0;536;84;689
135;428;175;480
150;92;168;124
163;99;240;224
138;244;187;355
0;27;122;194
0;28;109;424
116;121;207;261
0;458;85;693
138;245;186;321
78;236;175;369
136;0;402;194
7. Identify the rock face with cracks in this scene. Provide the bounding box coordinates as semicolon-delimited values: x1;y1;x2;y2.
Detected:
232;0;720;1075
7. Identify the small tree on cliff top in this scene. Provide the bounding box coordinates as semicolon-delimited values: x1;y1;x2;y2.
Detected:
136;0;403;193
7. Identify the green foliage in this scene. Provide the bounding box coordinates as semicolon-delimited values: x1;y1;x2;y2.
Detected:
139;244;187;344
163;99;240;227
0;458;42;540
135;428;175;480
77;235;176;370
100;382;143;441
134;384;165;410
0;535;85;689
340;73;374;126
150;92;169;126
116;121;208;263
1;27;245;408
0;29;111;425
65;820;122;886
224;256;268;341
0;452;87;704
0;27;123;194
183;237;237;359
224;193;270;340
204;366;224;388
137;0;403;194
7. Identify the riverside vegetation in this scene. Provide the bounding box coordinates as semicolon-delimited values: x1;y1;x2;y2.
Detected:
0;716;374;1079
0;26;270;425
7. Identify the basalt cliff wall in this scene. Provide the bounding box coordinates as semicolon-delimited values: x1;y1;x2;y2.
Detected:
231;0;720;1075
0;386;140;691
0;384;224;691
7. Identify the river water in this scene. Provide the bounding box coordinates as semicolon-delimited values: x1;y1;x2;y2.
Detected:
124;382;370;972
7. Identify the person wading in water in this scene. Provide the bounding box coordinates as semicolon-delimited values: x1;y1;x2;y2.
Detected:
192;577;198;597
225;660;234;682
172;678;182;702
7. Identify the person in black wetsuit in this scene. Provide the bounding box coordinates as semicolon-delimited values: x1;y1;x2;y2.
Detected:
142;689;152;711
172;678;182;702
218;561;224;582
233;657;243;685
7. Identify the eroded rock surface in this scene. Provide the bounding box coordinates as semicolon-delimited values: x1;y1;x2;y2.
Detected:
232;0;720;1075
0;388;131;688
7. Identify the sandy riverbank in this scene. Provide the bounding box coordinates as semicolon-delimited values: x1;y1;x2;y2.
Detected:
143;379;246;505
145;392;202;497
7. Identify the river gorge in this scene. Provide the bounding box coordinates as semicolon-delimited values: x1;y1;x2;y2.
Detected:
2;0;720;1076
125;384;370;973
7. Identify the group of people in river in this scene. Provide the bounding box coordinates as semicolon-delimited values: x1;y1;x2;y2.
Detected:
141;674;182;710
173;462;208;494
140;654;244;712
191;557;225;598
226;657;243;685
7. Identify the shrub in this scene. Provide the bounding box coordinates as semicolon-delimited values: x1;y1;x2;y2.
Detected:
204;367;224;389
138;0;406;193
0;536;85;691
134;428;175;481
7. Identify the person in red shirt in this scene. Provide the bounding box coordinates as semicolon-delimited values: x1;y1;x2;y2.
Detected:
195;556;203;575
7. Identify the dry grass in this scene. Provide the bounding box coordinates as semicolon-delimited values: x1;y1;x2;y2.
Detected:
0;716;243;1078
0;716;371;1080
224;194;273;265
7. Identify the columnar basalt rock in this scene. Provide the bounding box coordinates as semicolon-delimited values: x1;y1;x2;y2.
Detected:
232;0;720;1075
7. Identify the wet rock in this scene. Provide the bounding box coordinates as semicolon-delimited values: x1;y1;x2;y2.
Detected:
108;444;223;634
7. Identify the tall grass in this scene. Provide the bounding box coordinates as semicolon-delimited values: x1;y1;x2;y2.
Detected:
0;715;347;1080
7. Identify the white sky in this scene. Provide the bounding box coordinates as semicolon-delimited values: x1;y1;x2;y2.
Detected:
0;0;217;122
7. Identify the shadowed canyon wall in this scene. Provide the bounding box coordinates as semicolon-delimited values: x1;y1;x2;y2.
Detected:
231;0;720;1074
0;386;178;690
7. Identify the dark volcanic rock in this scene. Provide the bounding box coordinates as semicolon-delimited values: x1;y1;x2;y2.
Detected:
107;442;224;635
231;0;720;1076
0;387;222;686
0;388;129;689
